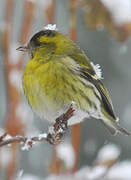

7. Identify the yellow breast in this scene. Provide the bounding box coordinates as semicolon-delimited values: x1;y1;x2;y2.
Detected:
22;57;95;121
22;58;77;120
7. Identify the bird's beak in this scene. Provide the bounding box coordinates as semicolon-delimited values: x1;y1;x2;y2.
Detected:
16;46;28;52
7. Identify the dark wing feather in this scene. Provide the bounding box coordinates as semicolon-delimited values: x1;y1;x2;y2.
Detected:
69;49;116;121
79;68;117;121
68;49;131;135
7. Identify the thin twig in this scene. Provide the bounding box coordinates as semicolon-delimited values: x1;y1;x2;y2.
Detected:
0;135;47;147
0;104;75;148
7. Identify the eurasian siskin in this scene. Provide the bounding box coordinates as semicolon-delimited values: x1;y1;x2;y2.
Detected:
17;24;130;136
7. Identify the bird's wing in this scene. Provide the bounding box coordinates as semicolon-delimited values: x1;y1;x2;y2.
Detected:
69;49;97;76
69;51;117;122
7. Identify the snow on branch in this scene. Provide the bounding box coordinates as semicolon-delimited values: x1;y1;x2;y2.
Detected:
0;133;47;149
101;0;131;25
45;144;131;180
0;104;75;149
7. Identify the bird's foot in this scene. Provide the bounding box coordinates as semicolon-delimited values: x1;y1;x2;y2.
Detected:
47;132;64;145
55;103;75;131
47;103;75;145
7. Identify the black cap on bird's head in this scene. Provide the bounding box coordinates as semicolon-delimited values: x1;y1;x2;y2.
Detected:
16;24;58;52
29;29;57;47
16;24;75;58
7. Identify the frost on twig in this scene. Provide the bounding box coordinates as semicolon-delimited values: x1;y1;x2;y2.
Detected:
95;144;121;166
56;142;75;169
0;103;75;148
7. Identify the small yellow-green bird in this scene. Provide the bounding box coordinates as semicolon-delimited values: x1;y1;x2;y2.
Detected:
17;24;130;136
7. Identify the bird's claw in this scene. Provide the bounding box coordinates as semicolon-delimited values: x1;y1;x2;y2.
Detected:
47;103;75;145
47;132;64;145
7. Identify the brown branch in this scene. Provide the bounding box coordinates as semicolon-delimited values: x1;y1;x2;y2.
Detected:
0;104;75;148
45;0;56;24
3;1;34;179
17;0;35;71
3;0;20;179
69;0;81;173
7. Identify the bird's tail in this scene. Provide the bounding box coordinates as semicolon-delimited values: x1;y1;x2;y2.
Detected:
100;116;131;136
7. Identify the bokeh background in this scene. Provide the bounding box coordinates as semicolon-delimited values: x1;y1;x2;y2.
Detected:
0;0;131;179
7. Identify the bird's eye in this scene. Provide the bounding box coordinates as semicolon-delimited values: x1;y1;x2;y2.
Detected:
35;40;41;47
42;42;47;46
35;41;47;47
